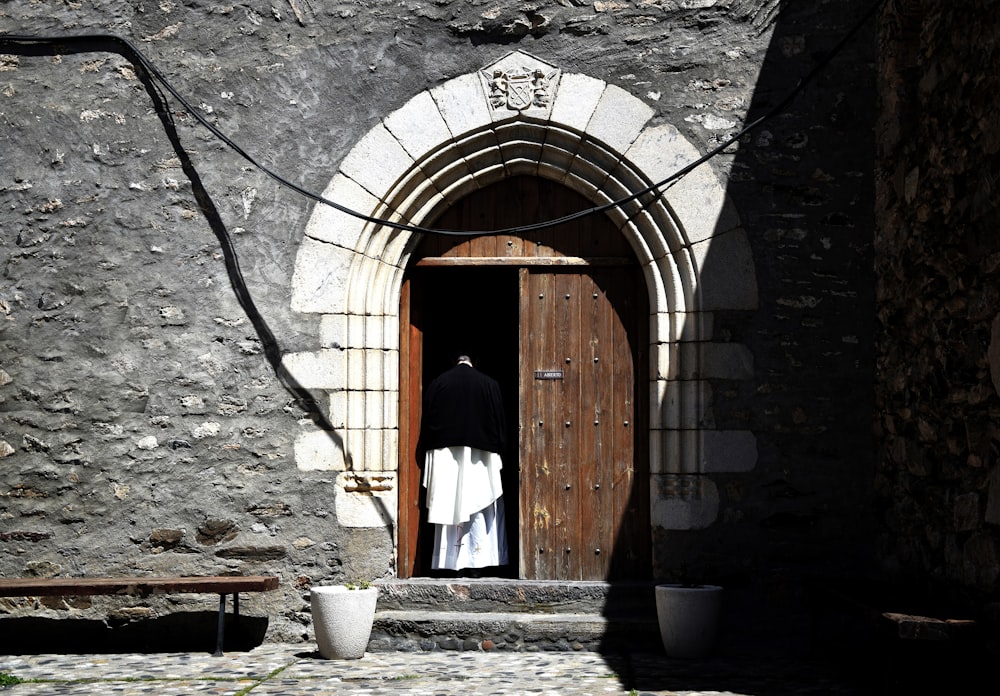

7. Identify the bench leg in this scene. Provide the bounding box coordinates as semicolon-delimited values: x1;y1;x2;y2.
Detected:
214;593;226;657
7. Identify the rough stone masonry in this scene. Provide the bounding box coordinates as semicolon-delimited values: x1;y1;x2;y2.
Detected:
1;0;876;646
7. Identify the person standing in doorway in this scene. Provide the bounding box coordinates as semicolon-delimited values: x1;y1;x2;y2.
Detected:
420;354;508;574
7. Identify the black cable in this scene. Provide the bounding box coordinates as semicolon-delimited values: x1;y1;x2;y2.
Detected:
136;51;341;432
0;0;881;237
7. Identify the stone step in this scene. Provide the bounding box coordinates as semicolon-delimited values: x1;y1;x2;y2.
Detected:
374;578;657;615
369;609;660;652
369;579;661;652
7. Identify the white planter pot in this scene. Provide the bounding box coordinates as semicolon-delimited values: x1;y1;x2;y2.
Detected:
654;584;723;658
310;585;378;659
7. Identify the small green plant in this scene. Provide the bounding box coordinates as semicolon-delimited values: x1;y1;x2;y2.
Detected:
0;672;25;686
344;579;371;590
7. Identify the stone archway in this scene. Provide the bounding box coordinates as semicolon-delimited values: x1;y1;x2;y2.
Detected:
283;52;759;563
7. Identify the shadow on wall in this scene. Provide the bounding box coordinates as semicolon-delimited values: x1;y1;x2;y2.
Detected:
0;33;396;592
0;35;353;461
599;0;877;681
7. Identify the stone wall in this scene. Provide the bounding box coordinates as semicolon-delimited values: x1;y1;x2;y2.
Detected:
2;0;876;645
681;0;877;595
875;0;1000;607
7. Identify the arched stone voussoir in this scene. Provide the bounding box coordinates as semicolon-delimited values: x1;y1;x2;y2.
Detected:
378;227;416;272
493;118;550;145
656;246;697;313
305;174;381;249
438;164;508;205
504;158;545;179
549;72;608;133
383;90;453;162
372;259;406;317
665;168;738;247
586;83;656;155
430;72;494;141
624;122;705;185
623;123;740;249
617;216;657;268
339;122;416;201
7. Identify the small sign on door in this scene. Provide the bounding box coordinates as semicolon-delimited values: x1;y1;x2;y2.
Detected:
534;370;564;380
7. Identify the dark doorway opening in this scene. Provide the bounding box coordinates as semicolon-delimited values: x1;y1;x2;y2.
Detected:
408;265;520;578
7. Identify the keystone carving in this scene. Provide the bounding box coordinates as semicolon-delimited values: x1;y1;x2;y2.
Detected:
478;51;560;121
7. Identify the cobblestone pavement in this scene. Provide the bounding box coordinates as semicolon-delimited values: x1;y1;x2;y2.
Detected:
0;644;875;696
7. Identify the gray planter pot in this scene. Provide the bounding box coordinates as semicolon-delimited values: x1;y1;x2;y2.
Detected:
311;585;378;659
654;584;723;658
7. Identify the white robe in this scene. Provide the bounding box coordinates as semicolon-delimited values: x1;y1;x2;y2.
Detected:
423;445;508;570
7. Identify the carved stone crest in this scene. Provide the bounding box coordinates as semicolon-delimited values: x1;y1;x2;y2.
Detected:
478;52;561;120
484;66;557;111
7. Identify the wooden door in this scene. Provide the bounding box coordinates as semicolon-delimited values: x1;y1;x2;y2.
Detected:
398;176;649;580
520;266;648;580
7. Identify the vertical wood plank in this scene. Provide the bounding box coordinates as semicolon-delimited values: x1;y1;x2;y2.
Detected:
527;270;560;578
397;277;425;578
610;268;634;577
518;267;533;578
593;270;615;578
579;272;600;578
555;271;579;579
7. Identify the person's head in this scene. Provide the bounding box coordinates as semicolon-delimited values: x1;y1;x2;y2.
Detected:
456;354;473;366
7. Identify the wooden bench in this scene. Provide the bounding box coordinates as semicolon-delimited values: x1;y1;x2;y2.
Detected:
0;575;279;656
811;579;978;640
809;579;982;690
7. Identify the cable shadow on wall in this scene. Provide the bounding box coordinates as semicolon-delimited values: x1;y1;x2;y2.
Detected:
2;37;394;533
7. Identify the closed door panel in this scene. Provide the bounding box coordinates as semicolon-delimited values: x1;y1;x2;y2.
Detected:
520;266;648;580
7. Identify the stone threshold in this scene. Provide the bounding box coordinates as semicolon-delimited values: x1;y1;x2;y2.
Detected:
370;578;660;652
